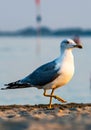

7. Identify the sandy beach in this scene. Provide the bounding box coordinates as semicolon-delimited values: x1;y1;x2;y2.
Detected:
0;103;91;130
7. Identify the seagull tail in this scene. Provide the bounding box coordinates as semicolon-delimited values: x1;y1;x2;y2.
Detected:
1;80;32;90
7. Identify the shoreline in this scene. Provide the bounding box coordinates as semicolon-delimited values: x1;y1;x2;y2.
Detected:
0;103;91;130
0;102;91;109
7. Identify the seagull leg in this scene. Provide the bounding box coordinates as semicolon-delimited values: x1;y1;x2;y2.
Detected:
53;95;67;103
43;89;54;108
50;88;67;103
49;89;55;108
43;89;67;108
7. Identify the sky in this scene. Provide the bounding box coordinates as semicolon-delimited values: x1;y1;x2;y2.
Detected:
0;0;91;31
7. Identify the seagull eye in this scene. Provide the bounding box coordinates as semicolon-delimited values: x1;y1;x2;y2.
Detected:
66;41;69;44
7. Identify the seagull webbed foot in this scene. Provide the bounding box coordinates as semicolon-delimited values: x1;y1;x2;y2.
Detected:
54;95;67;103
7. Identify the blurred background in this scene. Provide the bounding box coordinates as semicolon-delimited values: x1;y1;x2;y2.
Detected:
0;0;91;105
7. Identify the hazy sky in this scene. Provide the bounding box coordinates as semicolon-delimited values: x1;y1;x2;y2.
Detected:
0;0;91;31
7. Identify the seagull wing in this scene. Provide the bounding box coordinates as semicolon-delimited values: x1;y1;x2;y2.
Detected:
2;60;61;90
21;61;60;87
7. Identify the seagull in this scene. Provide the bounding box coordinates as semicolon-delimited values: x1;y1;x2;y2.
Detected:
2;39;82;108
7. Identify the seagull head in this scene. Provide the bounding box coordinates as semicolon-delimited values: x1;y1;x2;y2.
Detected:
61;39;83;52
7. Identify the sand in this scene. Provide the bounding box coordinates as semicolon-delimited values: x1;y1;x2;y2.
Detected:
0;103;91;130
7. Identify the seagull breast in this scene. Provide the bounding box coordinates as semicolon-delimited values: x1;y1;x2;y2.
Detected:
43;49;75;90
55;50;74;87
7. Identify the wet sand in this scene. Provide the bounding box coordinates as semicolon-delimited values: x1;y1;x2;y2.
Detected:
0;103;91;130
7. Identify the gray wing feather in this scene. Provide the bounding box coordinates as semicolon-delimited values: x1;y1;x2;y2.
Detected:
21;61;60;86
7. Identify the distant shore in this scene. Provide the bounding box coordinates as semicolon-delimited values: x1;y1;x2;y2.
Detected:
0;103;91;130
0;27;91;37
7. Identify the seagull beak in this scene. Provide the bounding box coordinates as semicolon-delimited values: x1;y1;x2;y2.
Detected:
74;44;83;49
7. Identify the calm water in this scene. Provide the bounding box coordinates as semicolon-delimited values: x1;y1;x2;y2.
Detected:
0;37;91;105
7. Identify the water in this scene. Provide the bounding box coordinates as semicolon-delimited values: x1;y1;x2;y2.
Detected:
0;37;91;105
